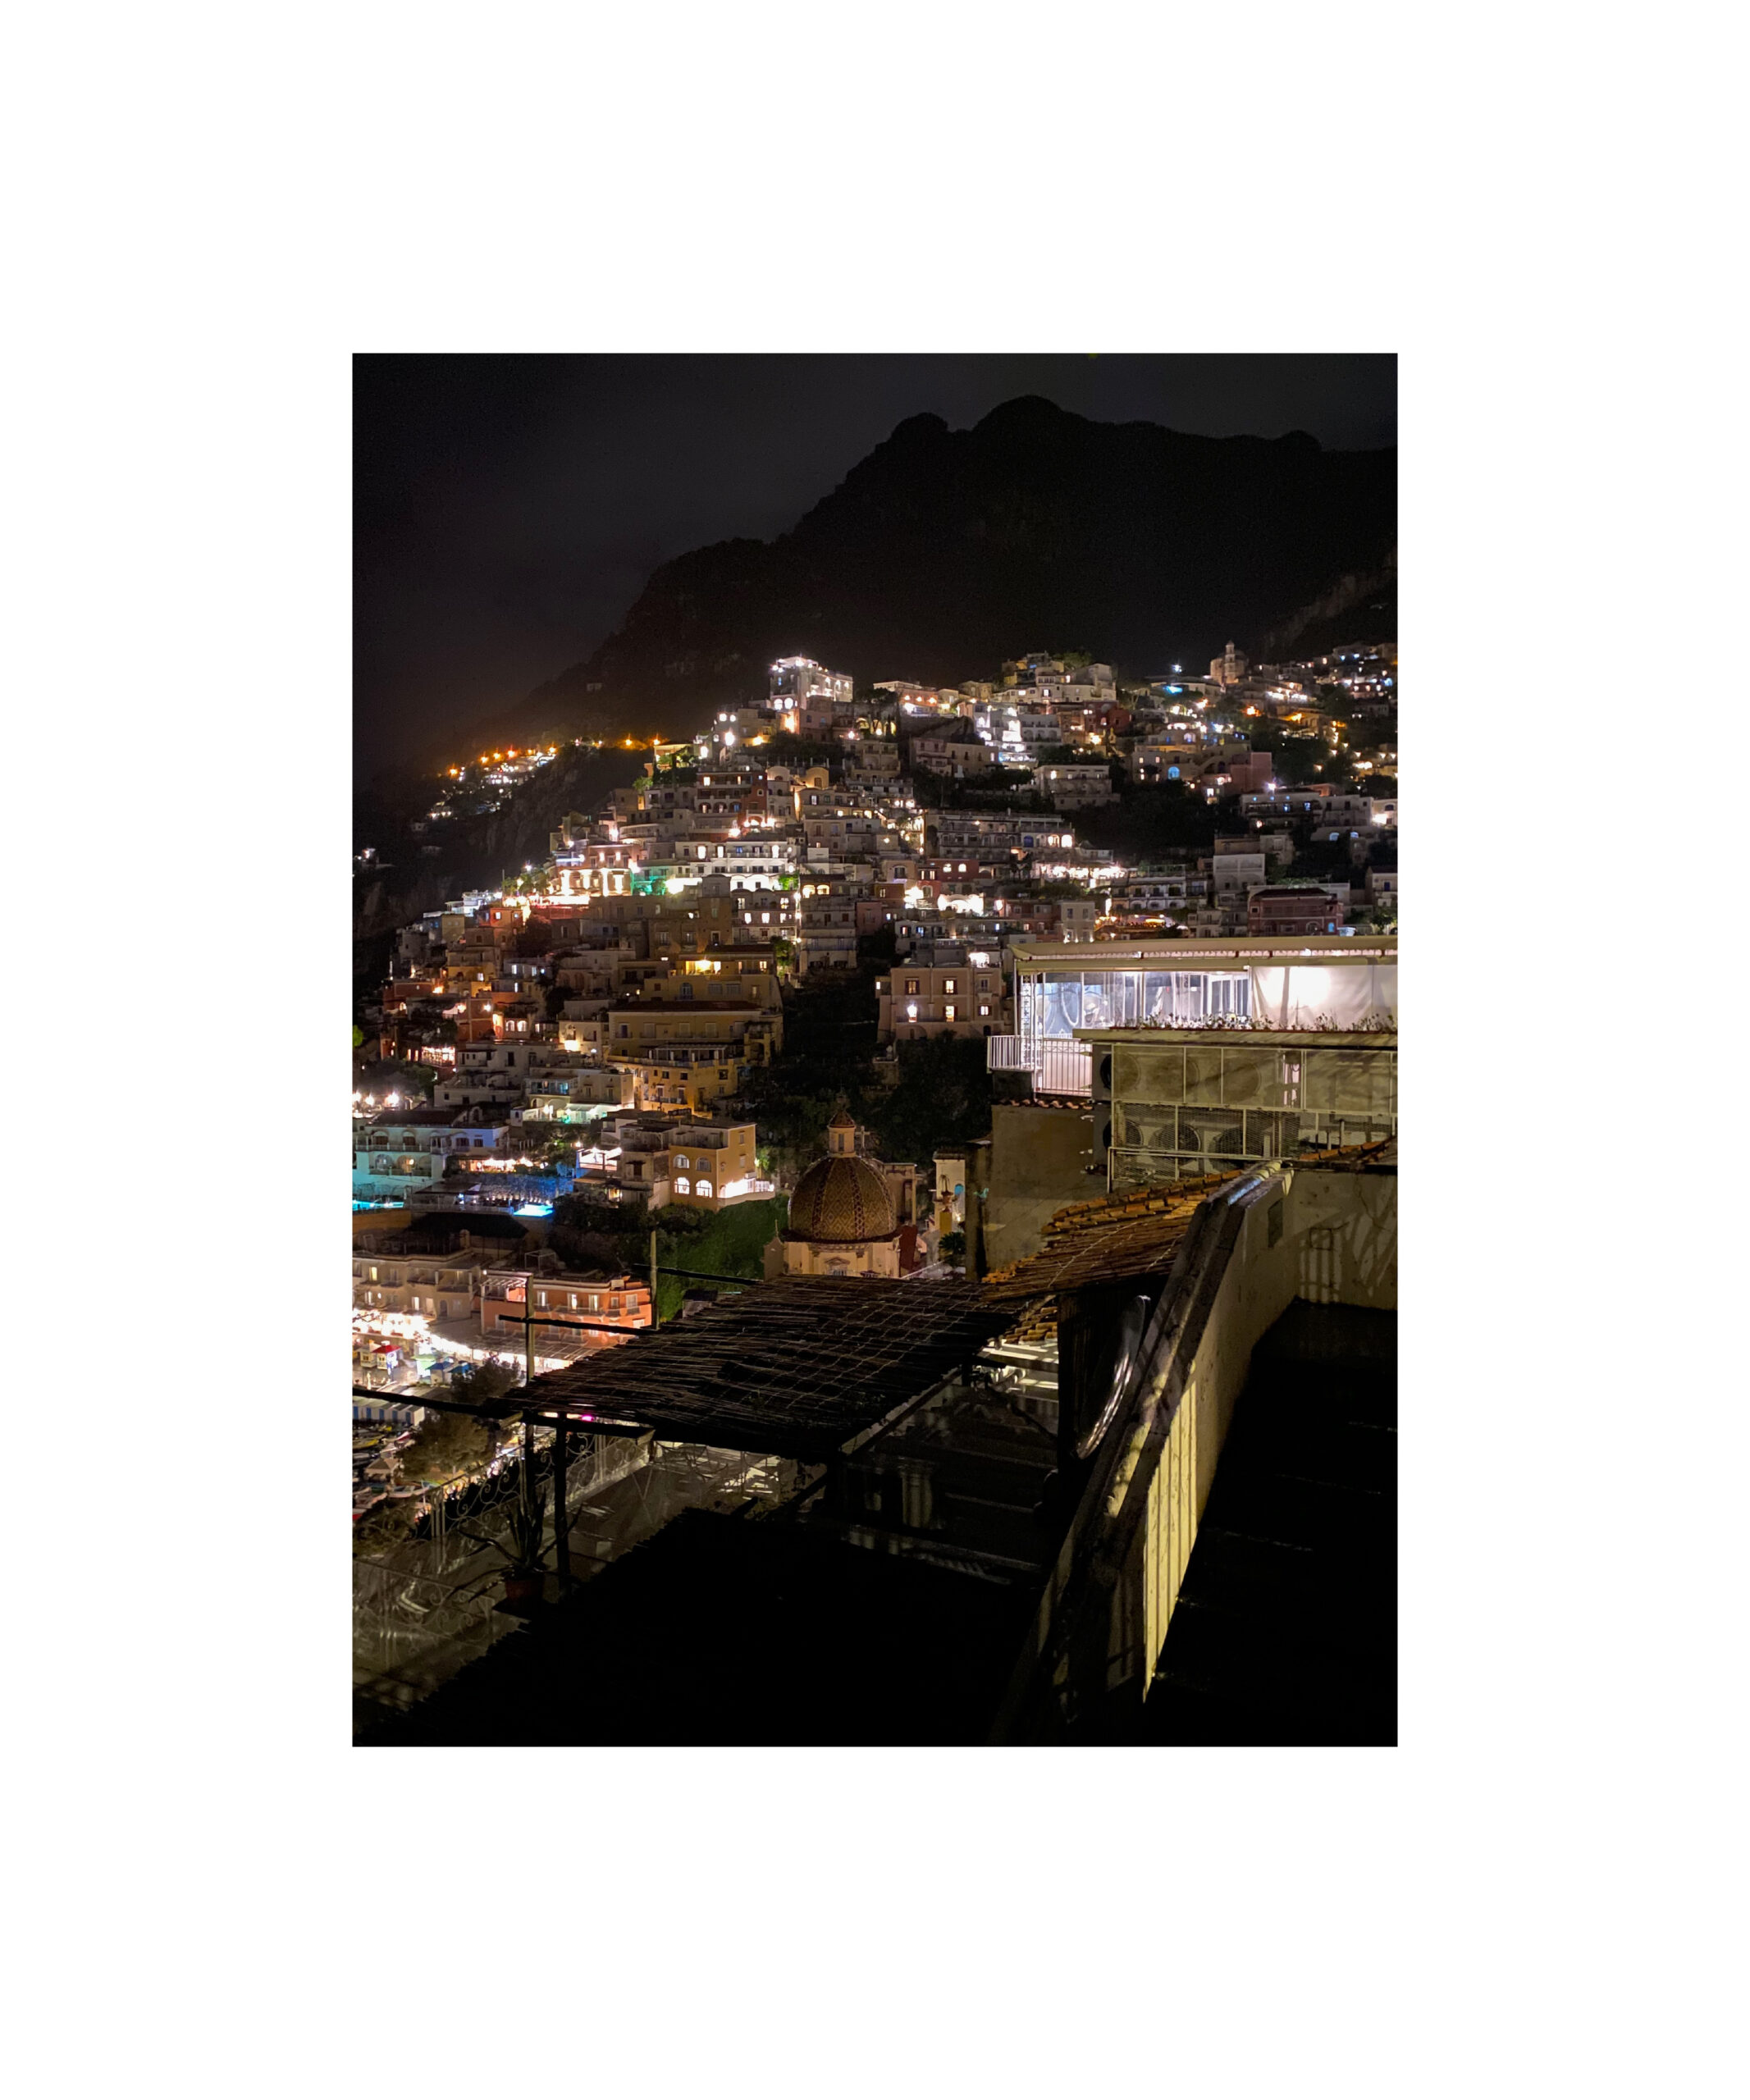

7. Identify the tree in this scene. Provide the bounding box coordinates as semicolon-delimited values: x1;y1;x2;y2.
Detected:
527;1121;583;1172
394;1412;490;1486
399;1363;519;1477
1287;834;1356;882
553;1190;637;1241
1073;782;1216;861
863;1036;992;1168
1263;735;1328;788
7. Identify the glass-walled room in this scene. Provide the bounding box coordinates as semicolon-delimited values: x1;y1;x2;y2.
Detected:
1018;968;1252;1045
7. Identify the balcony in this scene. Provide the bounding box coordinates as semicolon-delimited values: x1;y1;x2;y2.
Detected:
985;1035;1092;1096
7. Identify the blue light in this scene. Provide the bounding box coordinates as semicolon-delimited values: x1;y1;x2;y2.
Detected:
513;1203;554;1217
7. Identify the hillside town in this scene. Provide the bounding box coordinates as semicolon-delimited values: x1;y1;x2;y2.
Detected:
353;639;1398;1736
354;641;1397;1390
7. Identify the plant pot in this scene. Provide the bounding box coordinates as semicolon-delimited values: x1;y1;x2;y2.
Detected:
501;1571;544;1611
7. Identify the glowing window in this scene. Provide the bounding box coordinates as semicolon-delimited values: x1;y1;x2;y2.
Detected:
697;1180;712;1198
675;1176;691;1194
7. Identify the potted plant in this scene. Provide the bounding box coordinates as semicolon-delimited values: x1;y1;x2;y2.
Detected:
497;1487;549;1613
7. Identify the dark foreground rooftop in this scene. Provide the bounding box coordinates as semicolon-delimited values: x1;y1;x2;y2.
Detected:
356;1507;1036;1747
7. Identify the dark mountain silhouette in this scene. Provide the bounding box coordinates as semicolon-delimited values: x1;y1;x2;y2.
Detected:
478;395;1395;746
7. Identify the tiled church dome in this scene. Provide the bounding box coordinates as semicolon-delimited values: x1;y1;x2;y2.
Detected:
787;1154;897;1244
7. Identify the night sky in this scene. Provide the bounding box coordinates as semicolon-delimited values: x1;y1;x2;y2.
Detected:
354;354;1396;769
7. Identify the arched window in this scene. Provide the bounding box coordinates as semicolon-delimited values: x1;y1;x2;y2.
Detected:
674;1176;691;1194
697;1180;712;1198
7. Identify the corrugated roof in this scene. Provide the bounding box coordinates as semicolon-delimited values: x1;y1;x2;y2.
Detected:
980;1143;1394;1303
980;1173;1233;1303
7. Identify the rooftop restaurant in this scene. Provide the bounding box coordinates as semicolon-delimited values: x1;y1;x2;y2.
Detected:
989;935;1398;1096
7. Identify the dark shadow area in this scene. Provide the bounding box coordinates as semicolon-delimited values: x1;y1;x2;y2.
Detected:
355;1506;1038;1747
1139;1299;1397;1745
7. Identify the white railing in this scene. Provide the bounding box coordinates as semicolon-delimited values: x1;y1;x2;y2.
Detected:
985;1035;1092;1095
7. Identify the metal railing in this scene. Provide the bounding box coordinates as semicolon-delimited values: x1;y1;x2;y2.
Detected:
985;1034;1092;1095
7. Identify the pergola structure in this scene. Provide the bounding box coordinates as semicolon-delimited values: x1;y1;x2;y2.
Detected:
521;1276;1016;1462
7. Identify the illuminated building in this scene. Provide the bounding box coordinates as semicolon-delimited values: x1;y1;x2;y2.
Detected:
1247;886;1350;936
1037;763;1117;810
1239;789;1396;828
477;1257;653;1362
1365;868;1398;916
638;836;797;892
976;701;1059;765
875;958;1008;1043
569;1113;769;1210
353;1226;490;1326
930;812;1076;861
1210;640;1249;687
606;993;780;1067
766;655;852;736
354;1107;514;1201
912;733;993;776
1211;847;1268;897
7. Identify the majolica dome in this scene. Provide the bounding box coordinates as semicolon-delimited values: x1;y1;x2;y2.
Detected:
788;1154;897;1244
